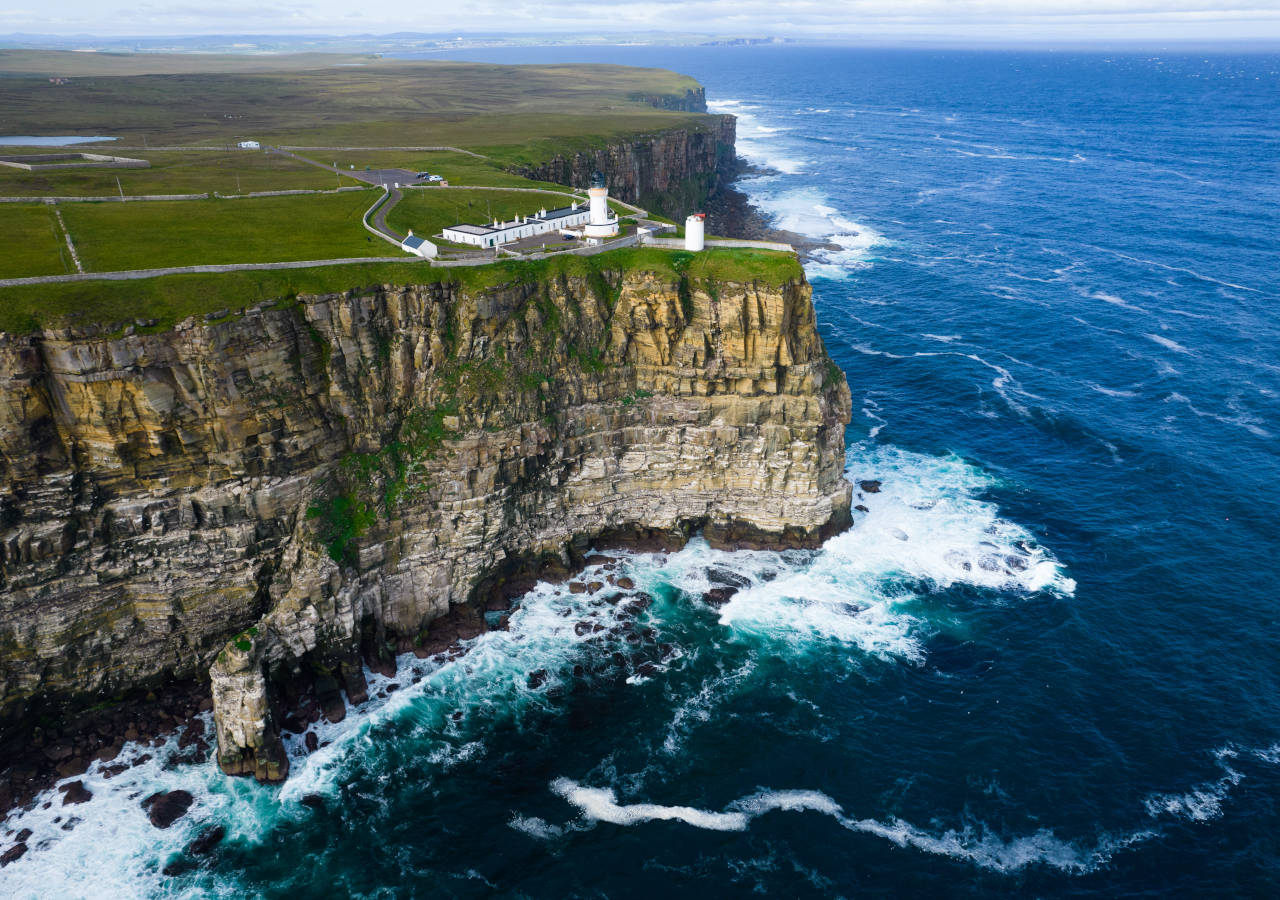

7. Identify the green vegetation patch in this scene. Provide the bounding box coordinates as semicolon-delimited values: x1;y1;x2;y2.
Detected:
0;203;74;278
308;398;460;564
0;150;363;199
58;191;385;272
0;246;800;334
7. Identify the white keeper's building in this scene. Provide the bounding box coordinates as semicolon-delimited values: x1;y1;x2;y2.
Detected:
440;172;619;248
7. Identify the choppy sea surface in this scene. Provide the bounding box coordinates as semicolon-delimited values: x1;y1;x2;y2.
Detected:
4;47;1279;898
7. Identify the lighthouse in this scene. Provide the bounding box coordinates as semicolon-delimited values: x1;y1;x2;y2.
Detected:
583;170;619;240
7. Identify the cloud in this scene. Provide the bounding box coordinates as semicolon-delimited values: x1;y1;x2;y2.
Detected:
5;0;1280;39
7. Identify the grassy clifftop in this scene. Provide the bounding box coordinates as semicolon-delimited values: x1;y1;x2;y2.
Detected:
0;53;710;152
0;248;804;335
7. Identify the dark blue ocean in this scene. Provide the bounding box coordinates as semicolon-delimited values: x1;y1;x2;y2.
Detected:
6;47;1279;898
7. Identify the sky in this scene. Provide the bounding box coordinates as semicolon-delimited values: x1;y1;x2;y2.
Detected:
4;1;1280;41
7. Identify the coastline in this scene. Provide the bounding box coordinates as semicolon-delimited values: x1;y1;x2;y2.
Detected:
0;516;846;833
704;154;835;256
0;540;769;860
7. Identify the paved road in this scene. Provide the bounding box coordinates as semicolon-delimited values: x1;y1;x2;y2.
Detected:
370;187;405;242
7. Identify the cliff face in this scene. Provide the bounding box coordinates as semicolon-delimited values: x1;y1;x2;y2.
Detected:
633;87;707;112
0;259;851;781
509;117;737;219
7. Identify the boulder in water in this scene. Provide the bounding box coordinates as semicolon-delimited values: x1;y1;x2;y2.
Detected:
59;780;92;805
859;480;882;493
143;789;194;829
704;587;738;606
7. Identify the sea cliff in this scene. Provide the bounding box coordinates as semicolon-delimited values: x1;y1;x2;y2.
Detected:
0;250;851;784
507;117;737;219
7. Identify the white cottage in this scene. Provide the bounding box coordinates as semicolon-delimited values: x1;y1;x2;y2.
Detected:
400;230;437;258
441;202;594;248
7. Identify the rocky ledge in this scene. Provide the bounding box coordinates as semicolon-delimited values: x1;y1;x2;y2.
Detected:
0;251;851;783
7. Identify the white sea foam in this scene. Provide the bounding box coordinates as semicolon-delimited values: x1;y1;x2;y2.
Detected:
749;188;889;280
1145;332;1193;354
707;98;806;174
529;745;1280;872
1089;384;1140;399
0;720;248;899
1144;746;1252;823
660;661;755;756
1163;391;1271;438
1091;291;1147;313
846;343;1040;419
508;814;565;840
545;779;1121;873
620;445;1074;667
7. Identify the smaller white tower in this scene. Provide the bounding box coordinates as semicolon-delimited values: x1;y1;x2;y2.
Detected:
684;213;706;252
584;171;619;240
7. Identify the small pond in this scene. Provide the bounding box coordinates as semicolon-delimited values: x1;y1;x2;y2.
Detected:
0;136;117;146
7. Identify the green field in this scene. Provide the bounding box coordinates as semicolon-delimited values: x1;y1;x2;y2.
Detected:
0;203;74;277
59;191;385;272
0;248;801;334
0;150;364;198
0;54;710;155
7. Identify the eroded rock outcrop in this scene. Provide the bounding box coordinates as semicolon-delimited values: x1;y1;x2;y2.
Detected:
0;255;851;781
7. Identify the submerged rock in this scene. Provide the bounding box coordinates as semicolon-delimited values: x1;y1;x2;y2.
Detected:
300;794;327;813
186;824;225;856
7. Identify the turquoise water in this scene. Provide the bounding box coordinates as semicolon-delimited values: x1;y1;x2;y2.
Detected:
3;47;1279;897
0;136;116;146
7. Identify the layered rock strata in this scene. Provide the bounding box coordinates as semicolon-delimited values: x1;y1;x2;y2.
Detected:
509;118;737;218
0;258;851;782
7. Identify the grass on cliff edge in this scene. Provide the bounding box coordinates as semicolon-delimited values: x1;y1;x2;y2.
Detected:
0;248;802;334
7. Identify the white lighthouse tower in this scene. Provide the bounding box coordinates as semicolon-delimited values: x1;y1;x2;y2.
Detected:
684;213;706;251
583;170;619;241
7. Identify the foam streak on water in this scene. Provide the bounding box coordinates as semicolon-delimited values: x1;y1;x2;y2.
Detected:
544;778;1133;874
